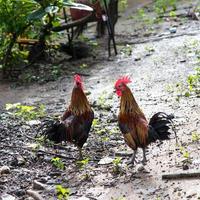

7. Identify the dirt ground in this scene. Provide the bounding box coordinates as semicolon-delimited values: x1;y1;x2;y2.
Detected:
0;0;200;199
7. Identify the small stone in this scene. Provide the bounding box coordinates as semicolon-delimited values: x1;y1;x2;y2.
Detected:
98;157;114;165
11;155;26;166
1;194;16;200
134;57;141;61
26;120;41;126
182;164;189;170
169;27;177;33
180;59;186;63
33;180;46;190
13;189;26;197
38;177;49;183
137;165;145;172
0;166;10;175
49;171;62;176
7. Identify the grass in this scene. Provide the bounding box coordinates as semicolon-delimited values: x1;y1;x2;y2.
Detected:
5;103;46;121
51;157;65;170
56;185;70;200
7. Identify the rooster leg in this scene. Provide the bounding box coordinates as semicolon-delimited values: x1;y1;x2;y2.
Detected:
129;150;137;165
78;147;83;160
142;148;147;164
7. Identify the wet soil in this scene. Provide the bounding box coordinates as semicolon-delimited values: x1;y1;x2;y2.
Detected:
0;0;200;199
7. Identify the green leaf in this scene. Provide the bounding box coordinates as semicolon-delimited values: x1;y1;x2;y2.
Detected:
28;7;46;20
184;91;190;97
5;103;21;110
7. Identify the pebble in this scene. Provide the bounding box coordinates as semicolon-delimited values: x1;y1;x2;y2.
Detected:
98;157;114;165
169;27;177;33
1;194;16;200
0;166;10;175
137;164;145;172
134;57;141;61
182;164;189;170
11;155;26;166
33;180;46;190
49;171;62;176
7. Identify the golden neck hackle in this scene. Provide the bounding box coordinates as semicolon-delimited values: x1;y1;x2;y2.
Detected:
120;87;144;116
70;87;91;115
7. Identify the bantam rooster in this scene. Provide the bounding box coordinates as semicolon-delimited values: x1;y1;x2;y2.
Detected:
43;75;94;159
114;76;175;164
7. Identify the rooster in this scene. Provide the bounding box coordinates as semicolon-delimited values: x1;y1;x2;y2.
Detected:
114;76;175;165
43;75;94;159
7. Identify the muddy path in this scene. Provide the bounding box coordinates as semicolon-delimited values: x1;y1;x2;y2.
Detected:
0;0;200;200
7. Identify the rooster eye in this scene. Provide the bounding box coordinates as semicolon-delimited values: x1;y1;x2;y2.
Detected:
118;84;122;88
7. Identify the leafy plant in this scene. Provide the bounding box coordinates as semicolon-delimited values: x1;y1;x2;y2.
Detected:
154;0;177;14
76;158;89;170
118;0;128;12
167;67;200;100
56;185;70;200
51;65;61;79
0;0;91;75
51;157;65;170
179;146;192;164
120;44;132;57
92;118;100;127
97;90;112;110
79;35;98;48
112;156;122;174
191;132;200;142
76;158;91;180
5;103;46;121
80;63;88;69
0;0;36;69
187;67;200;95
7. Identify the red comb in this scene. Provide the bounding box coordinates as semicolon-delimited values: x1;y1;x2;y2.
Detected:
115;76;131;88
74;74;82;83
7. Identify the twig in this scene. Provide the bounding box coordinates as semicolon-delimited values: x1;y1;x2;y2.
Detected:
1;144;75;160
37;149;75;160
162;172;200;180
27;190;45;200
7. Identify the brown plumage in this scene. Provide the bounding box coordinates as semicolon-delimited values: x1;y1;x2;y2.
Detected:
115;76;175;164
43;75;94;159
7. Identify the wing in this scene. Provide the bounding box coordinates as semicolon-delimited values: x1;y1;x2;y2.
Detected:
118;115;148;149
118;116;137;150
135;117;148;147
63;110;94;148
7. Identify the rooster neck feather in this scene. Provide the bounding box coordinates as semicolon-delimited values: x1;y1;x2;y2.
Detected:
69;87;92;115
120;87;144;117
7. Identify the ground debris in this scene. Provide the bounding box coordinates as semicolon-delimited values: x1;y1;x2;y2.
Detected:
27;190;45;200
0;166;10;175
32;180;47;190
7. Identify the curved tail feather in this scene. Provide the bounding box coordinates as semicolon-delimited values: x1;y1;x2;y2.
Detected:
148;112;176;144
37;120;67;144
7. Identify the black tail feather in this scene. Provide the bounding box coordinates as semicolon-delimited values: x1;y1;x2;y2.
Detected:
37;120;67;144
148;112;176;144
